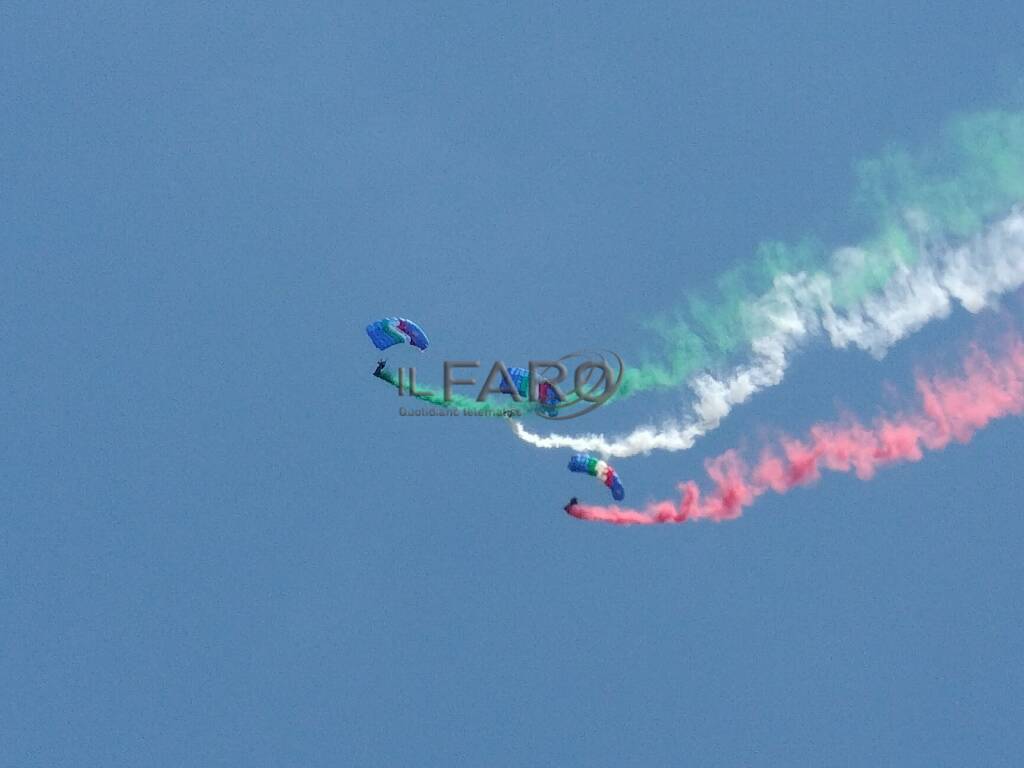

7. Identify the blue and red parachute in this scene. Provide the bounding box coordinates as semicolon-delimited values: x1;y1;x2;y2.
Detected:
498;366;561;416
366;317;430;351
568;454;625;501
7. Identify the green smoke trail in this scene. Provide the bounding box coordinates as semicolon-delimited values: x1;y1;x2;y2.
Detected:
618;236;821;397
617;109;1024;398
373;367;540;415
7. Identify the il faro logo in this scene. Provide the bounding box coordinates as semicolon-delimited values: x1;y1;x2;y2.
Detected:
388;350;624;421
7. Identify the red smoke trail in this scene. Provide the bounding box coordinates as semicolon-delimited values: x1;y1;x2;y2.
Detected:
566;334;1024;525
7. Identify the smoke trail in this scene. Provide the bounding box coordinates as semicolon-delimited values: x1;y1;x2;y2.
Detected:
374;367;542;414
566;332;1024;525
619;110;1024;397
515;110;1024;457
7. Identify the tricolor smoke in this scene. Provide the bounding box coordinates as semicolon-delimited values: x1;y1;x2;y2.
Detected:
516;208;1024;455
514;110;1024;457
566;332;1024;525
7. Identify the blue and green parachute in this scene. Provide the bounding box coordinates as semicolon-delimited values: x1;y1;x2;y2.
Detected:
568;454;625;501
498;366;561;416
366;317;430;351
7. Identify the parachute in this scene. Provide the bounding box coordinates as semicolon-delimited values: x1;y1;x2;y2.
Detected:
499;366;561;416
498;366;530;398
365;317;430;351
568;454;625;501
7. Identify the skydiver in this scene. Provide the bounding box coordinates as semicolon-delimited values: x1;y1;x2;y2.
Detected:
563;497;578;513
373;359;386;378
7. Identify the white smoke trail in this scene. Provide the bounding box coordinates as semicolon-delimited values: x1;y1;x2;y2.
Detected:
512;207;1024;458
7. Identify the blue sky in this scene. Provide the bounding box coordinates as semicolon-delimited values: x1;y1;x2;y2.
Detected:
4;2;1024;765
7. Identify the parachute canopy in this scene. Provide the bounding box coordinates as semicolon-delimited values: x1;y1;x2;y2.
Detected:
568;454;624;501
366;317;430;351
499;366;561;416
